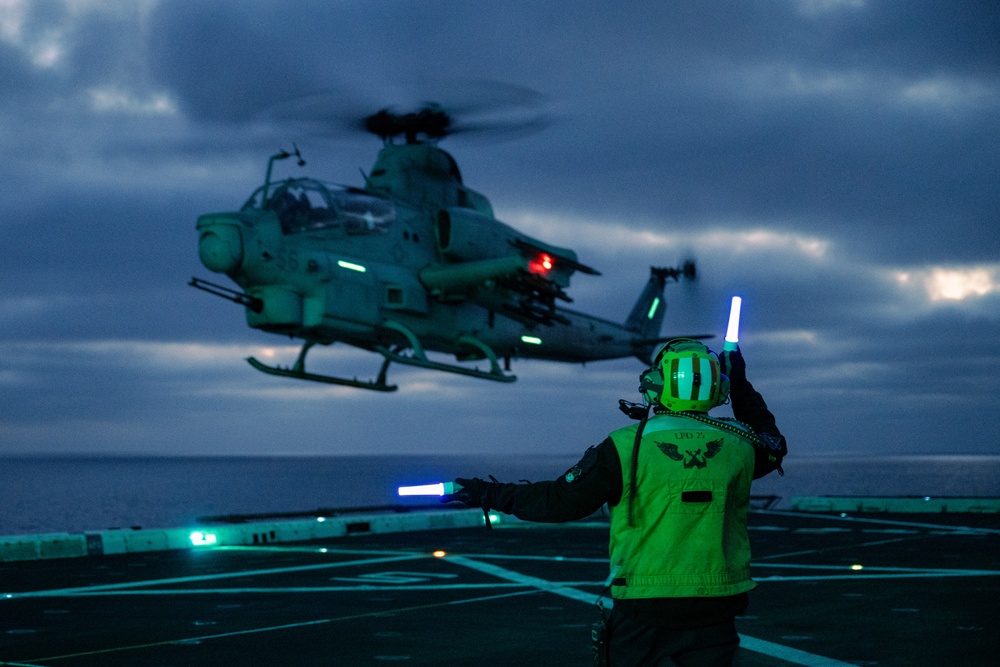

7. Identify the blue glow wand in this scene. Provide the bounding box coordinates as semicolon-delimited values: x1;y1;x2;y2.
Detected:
724;296;742;352
398;481;461;497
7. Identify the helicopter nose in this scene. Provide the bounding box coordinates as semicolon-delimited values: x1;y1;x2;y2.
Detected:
198;219;244;274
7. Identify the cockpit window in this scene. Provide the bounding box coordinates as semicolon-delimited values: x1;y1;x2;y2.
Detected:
246;179;395;236
331;191;394;235
269;186;338;234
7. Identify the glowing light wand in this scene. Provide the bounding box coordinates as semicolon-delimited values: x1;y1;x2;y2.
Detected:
398;481;461;497
724;296;742;352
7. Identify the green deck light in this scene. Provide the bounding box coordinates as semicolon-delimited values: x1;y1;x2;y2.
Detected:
520;335;542;345
190;531;218;546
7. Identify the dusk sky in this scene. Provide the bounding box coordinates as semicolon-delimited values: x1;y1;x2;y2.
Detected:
2;0;998;459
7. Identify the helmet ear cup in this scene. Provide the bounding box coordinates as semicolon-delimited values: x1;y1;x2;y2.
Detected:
639;367;664;404
715;373;730;407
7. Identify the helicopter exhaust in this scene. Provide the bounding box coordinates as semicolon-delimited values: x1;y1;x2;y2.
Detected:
189;277;264;313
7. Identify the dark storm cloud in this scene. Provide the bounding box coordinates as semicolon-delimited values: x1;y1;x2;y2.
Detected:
137;0;999;263
0;2;147;109
1;0;998;459
147;2;324;123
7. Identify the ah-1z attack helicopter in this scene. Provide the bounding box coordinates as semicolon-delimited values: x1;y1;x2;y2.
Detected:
192;105;698;392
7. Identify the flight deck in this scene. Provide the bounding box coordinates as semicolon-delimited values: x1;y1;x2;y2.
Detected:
1;501;997;666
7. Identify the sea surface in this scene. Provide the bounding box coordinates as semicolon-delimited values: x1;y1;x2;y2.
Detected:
2;454;999;536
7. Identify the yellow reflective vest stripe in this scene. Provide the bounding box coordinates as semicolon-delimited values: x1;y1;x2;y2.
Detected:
608;413;757;599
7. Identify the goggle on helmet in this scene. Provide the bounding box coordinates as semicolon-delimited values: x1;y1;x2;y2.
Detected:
640;339;729;412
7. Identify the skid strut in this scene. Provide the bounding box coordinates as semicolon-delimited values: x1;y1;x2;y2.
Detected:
374;320;516;383
247;341;397;392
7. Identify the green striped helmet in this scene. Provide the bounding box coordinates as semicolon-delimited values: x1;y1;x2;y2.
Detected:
652;339;728;412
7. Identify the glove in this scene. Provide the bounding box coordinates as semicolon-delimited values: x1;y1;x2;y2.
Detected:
440;478;488;506
720;346;746;384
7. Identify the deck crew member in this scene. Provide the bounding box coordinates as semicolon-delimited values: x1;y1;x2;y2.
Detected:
443;340;786;666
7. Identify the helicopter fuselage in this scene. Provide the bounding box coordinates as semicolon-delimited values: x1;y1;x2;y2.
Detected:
195;141;687;389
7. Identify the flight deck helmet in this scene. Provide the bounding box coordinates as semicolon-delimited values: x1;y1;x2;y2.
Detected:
640;339;729;412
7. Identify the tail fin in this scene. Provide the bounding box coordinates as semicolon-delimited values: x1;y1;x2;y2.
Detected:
625;267;670;338
626;264;698;364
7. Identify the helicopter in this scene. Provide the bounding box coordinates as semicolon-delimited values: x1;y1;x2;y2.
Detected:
191;104;701;392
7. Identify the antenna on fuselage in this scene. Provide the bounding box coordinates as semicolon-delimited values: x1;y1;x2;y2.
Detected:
264;144;307;190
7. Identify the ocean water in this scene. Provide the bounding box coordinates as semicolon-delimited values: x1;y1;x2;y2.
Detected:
2;454;998;536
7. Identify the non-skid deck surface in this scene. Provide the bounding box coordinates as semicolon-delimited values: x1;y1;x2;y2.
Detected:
2;510;997;666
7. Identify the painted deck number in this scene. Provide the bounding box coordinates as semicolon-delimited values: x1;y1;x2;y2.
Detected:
331;571;459;584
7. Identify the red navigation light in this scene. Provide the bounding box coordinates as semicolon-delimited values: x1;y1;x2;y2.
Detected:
528;253;554;275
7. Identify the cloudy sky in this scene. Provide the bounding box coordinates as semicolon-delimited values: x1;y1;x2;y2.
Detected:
2;0;998;460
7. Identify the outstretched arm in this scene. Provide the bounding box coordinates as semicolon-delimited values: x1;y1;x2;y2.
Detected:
444;439;623;522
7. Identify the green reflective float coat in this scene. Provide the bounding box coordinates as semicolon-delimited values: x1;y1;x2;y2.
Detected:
608;413;757;599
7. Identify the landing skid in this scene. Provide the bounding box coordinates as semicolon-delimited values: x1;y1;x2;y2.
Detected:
246;341;397;392
245;324;516;391
374;321;516;384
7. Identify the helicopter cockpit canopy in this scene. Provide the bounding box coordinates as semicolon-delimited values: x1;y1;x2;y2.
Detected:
243;178;395;236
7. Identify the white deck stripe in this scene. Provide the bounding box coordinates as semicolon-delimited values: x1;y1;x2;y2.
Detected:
4;553;423;599
447;555;858;667
9;541;973;666
754;562;1000;574
464;553;609;563
756;571;1000;582
15;588;552;663
49;582;601;596
215;546;417;556
756;534;931;560
757;509;1000;534
447;555;609;607
737;635;857;667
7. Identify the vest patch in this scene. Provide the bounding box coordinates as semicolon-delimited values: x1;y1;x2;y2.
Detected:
655;438;724;469
564;445;600;483
682;490;713;503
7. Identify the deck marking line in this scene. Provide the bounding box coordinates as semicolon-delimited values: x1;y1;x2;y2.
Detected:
756;534;935;560
215;546;418;557
448;555;859;667
859;529;920;534
462;553;608;564
757;509;1000;534
446;555;608;607
737;635;857;667
753;563;1000;575
15;619;337;663
52;582;603;596
447;589;544;605
12;587;553;663
5;553;424;599
756;572;1000;582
